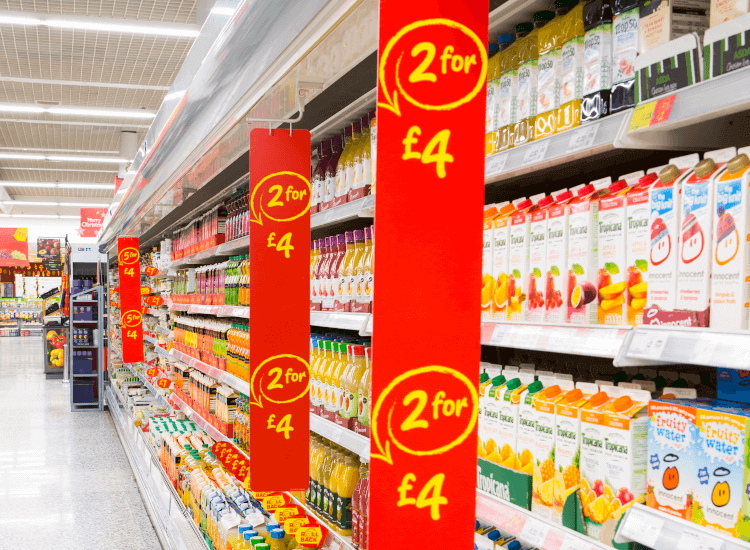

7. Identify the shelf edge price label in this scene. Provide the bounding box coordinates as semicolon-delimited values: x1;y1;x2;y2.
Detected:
247;128;310;491
373;0;487;547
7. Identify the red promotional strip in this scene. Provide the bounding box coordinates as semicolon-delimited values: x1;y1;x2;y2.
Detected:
247;128;311;491
371;1;487;547
118;237;144;363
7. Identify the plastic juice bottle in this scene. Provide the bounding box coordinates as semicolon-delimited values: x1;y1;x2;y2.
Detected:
351;461;369;547
536;1;577;140
268;529;285;550
317;341;333;410
312;140;331;210
323;237;336;307
346;230;366;305
357;347;372;429
514;10;555;147
344;121;363;200
353;228;371;309
582;0;614;123
482;205;500;319
323;342;341;416
369;110;377;196
324;135;343;205
557;1;585;133
335;124;356;202
338;232;355;310
329;234;347;309
485;43;500;156
314;442;333;512
343;345;367;420
611;0;640;114
361;226;374;310
331;342;351;418
336;454;360;534
528;194;556;323
497;25;531;153
324;449;342;521
352;115;371;199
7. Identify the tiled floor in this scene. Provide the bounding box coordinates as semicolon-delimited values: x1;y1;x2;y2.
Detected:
0;337;162;550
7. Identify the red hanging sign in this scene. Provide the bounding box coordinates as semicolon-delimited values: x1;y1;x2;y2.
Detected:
118;237;144;363
246;128;311;491
371;1;487;547
144;266;159;276
0;228;29;267
212;441;250;482
79;208;108;238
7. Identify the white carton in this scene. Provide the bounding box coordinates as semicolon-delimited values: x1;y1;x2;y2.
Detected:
528;196;555;323
482;205;499;320
626;173;657;324
517;379;545;475
509;194;546;321
597;179;631;325
492;201;521;321
710;152;750;330
546;187;579;324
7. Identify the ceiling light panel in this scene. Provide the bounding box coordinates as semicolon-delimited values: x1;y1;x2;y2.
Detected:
0;0;199;25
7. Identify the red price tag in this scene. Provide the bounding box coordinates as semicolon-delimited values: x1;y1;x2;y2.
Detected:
146;367;159;377
156;378;171;389
144;266;158;276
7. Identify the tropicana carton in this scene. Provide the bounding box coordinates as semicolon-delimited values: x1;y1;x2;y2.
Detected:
482;205;500;320
509;194;546;321
496;370;538;471
710;152;750;330
528;195;557;323
492;201;520;321
626;172;659;325
545;187;579;324
517;379;546;477
479;374;507;461
552;382;599;524
567;178;611;324
532;380;574;520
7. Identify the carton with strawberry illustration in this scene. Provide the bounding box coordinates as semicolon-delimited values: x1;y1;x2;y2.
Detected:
566;178;611;324
552;382;598;524
508;194;545;321
528;195;556;323
482;205;499;321
545;188;579;324
646;398;698;520
711;151;750;331
580;387;617;540
532;381;574;520
491;202;519;321
626;173;659;325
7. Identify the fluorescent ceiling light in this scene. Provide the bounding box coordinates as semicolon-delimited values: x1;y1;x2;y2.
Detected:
45;20;199;38
0;153;46;160
0;15;41;25
60;202;110;207
0;182;57;188
211;7;236;15
0;147;120;153
58;215;81;219
2;200;58;205
11;213;53;218
57;183;115;189
0;104;45;113
0;12;199;38
0;200;110;206
47;107;155;118
47;155;129;163
164;90;185;101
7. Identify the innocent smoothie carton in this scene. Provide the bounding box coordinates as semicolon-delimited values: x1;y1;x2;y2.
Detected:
492;201;521;320
528;195;556;323
532;380;574;520
497;370;537;471
553;382;598;524
711;153;750;330
626;172;659;324
517;379;545;477
580;388;617;539
481;374;509;462
567;178;611;324
509;194;546;321
647;397;698;520
545;188;579;324
693;403;750;539
482;205;500;320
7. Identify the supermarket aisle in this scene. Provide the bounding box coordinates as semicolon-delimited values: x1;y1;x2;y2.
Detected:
0;337;162;550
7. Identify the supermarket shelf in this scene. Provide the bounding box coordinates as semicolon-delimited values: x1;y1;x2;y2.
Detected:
309;413;369;460
170;348;250;396
170;244;224;268
617;67;750;151
144;336;176;362
217;305;249;318
187;304;221;316
107;387;211;550
287;493;354;550
481;322;630;359
484;111;629;186
615;325;750;369
171;393;236;447
311;196;374;229
170;303;190;312
476;490;611;550
123;361;175;414
615;503;750;550
489;0;556;39
216;237;248;256
310;311;370;333
72;344;99;349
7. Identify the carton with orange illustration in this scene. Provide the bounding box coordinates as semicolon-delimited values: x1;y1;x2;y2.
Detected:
597;179;632;325
495;370;537;471
646;398;697;520
492;202;519;320
481;375;510;464
517;379;545;477
582;388;650;542
532;381;574;520
625;173;659;325
482;205;499;320
509;194;545;320
552;382;598;524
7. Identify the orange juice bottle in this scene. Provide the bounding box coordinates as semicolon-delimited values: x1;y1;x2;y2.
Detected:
357;347;372;430
335;454;361;534
343;121;363;200
329;342;348;416
319;341;335;415
345;230;366;306
337;232;355;310
342;345;367;420
310;240;318;302
322;447;341;520
353;228;372;311
360;226;374;311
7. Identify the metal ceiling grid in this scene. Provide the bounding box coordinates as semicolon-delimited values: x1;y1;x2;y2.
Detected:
0;0;197;23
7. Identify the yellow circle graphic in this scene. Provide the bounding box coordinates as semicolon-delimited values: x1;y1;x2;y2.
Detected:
250;354;310;406
250;171;311;225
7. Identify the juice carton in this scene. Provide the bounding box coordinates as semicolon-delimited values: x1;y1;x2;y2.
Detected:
710;153;750;330
597;178;636;325
711;0;750;27
546;187;580;323
496;370;537;470
528;195;556;323
677;151;735;321
517;379;545;476
482;205;500;320
509;194;546;321
646;397;698;519
580;388;617;539
532;381;574;519
478;371;491;455
597;389;650;535
626;172;659;324
693;403;750;539
553;382;598;523
492;202;519;320
567;178;611;324
640;0;710;53
647;155;698;315
482;375;509;463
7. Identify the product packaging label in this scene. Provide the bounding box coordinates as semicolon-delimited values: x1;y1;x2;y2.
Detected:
498;69;519;128
518;60;539;123
528;210;548;323
678;175;715;312
598;194;628;325
648;182;681;312
493;217;511;321
567;201;599;324
509;213;530;321
546;204;568;323
613;8;639;85
626;188;650;324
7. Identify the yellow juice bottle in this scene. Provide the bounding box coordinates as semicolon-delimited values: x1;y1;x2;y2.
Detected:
361;226;374;310
330;342;350;417
485;44;500;156
323;448;341;521
321;342;338;416
353;228;372;311
557;1;585;133
357;347;372;429
335;127;353;202
338;344;354;417
337;232;355;310
497;25;530;152
536;1;576;140
342;122;362;201
335;454;361;534
514;10;555;147
343;345;367;420
314;442;333;512
352;115;371;199
345;230;366;306
317;340;333;411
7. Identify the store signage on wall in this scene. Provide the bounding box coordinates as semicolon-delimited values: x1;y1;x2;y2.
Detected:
372;1;487;546
117;237;144;363
246;128;311;491
78;208;108;238
36;237;62;270
0;228;29;268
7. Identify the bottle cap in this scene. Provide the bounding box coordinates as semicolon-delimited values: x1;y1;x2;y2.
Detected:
487;529;501;541
345;126;353;137
608;179;628;194
352;345;365;356
577;183;595;197
565;388;583;403
515;198;533;211
527;380;544;394
515;22;533;34
271;529;285;539
352;120;362;134
555;189;573;202
544;385;562;399
727;153;750;175
489;43;499;55
498;33;514;45
480;372;490;384
613;395;634;413
537;195;554;208
533;10;555;22
555;0;578;7
491;375;506;386
589;391;609;407
658;164;681;184
505;378;522;391
508;541;522;550
361;115;370;129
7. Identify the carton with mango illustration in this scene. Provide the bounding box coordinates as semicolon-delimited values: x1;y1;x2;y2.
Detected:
625;173;658;324
491;202;520;321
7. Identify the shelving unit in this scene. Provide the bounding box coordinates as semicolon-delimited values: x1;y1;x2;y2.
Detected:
169;348;249;395
70;286;104;412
